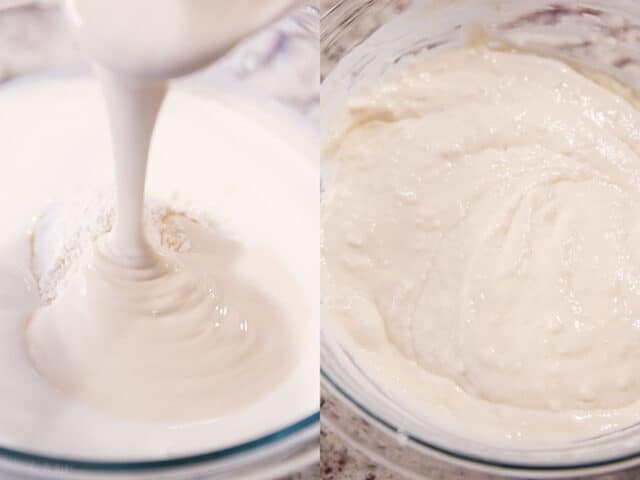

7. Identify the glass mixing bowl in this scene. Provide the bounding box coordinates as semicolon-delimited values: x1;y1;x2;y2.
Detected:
0;1;319;479
321;0;640;478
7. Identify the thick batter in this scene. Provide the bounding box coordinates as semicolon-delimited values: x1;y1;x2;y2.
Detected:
322;47;640;444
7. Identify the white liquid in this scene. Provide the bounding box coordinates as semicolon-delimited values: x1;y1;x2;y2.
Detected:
97;72;166;264
24;0;310;424
0;0;317;459
0;76;318;457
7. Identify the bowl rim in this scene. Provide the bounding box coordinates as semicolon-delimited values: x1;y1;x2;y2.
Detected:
0;412;319;473
321;368;640;476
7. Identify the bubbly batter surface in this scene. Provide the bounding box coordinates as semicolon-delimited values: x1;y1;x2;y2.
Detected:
322;47;640;443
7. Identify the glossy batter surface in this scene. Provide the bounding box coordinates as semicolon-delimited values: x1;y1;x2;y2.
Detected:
0;78;317;457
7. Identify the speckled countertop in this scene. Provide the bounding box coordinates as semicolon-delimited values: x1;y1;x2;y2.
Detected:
321;412;395;480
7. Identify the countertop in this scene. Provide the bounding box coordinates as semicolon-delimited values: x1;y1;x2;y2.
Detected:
321;414;395;480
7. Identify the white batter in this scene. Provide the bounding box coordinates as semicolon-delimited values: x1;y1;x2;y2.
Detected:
26;0;311;426
322;47;640;444
0;77;317;458
0;0;317;460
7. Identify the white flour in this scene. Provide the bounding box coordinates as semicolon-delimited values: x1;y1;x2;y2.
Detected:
31;190;201;301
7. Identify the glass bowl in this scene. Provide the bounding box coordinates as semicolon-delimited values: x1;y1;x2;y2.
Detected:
0;1;319;479
321;0;640;478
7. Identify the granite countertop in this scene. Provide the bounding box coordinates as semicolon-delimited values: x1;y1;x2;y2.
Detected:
321;418;395;480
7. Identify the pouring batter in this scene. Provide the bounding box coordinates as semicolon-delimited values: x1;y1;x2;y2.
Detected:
27;0;307;423
0;0;317;458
